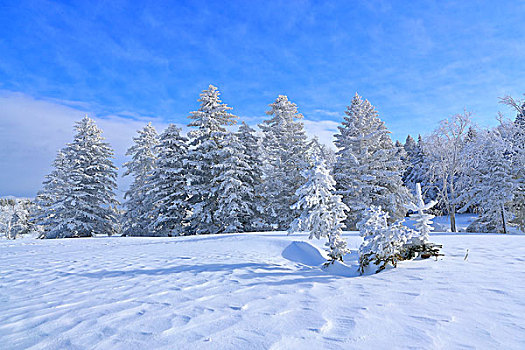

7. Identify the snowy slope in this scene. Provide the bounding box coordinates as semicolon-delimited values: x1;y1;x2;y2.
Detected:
1;232;525;349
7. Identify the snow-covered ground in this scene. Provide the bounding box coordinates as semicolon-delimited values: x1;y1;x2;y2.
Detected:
1;231;525;349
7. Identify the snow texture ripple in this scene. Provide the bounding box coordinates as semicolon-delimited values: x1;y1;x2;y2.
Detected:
1;232;525;349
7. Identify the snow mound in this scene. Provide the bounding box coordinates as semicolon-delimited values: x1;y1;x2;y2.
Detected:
282;241;326;266
282;241;359;277
323;259;358;277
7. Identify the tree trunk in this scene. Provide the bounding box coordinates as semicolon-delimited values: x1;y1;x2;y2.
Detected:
450;208;457;233
6;219;12;239
501;204;507;234
450;179;457;232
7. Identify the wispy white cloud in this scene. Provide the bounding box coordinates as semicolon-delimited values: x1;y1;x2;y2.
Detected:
302;119;339;149
312;109;341;118
0;91;169;198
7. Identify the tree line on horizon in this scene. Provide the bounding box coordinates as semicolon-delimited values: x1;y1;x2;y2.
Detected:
1;87;524;240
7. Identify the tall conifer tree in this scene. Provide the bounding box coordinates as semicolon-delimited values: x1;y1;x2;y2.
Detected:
333;93;410;229
122;123;159;236
259;95;310;229
40;116;118;238
186;85;238;234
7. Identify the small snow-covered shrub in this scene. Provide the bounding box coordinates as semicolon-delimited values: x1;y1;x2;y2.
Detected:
358;206;414;274
406;183;436;244
403;183;444;259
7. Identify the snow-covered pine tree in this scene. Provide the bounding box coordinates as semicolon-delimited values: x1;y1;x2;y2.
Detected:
462;130;516;233
186;85;238;234
500;96;525;231
333;93;410;230
236;122;265;231
403;135;436;205
402;135;420;190
33;149;70;237
404;134;418;154
480;132;515;233
259;95;311;229
406;183;437;244
214;131;258;233
357;205;414;274
465;126;478;143
395;139;406;163
289;158;349;263
512;109;525;231
307;137;337;171
416;135;440;208
42;116;118;238
122;123;159;236
146;124;189;236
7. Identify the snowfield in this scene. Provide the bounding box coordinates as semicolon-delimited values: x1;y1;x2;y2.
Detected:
1;232;525;349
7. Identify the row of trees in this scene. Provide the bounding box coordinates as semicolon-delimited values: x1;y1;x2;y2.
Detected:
400;96;525;233
32;86;331;238
2;87;522;239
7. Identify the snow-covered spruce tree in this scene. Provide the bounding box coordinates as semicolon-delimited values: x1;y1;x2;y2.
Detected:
406;183;437;244
465;126;478;143
42;116;118;238
333;93;410;230
395;139;407;165
460;130;516;233
234;122;265;231
478;132;515;233
403;135;425;192
512;114;525;232
402;135;439;209
307;137;337;171
146;124;189;236
186;85;238;234
122;123;159;236
289;158;349;263
214;131;258;233
417;135;441;208
357;205;414;274
33;149;70;237
259;95;311;229
499;95;525;231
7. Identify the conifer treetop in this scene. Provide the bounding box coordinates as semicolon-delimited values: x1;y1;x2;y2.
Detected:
188;85;237;136
264;95;303;125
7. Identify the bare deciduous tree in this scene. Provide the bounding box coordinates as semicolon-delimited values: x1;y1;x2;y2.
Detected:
422;111;471;232
499;94;525;115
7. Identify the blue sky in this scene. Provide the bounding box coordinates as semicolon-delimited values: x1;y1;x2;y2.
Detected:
1;0;524;197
